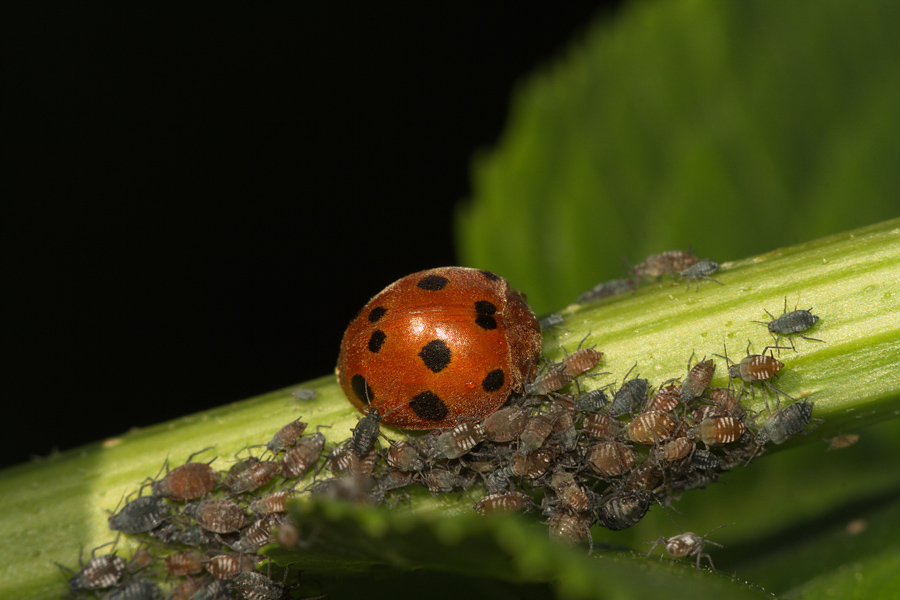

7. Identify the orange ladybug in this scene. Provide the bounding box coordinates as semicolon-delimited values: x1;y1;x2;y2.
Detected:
336;267;542;429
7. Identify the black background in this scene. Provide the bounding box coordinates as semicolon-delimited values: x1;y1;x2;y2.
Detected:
4;4;623;470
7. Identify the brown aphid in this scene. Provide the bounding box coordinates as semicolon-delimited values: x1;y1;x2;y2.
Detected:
126;548;155;574
164;552;205;577
151;461;219;501
622;461;663;493
518;412;560;454
645;383;681;413
549;471;592;513
511;445;559;479
483;406;529;442
681;357;716;403
827;433;860;450
633;250;698;279
654;437;695;461
277;520;299;549
692;415;746;445
721;343;792;408
224;457;281;495
422;468;462;493
204;553;258;580
250;490;294;515
549;509;593;547
169;578;205;600
348;447;379;477
281;431;325;479
525;368;574;396
475;492;529;516
329;443;355;475
647;524;731;570
190;498;247;533
265;418;308;455
385;440;425;471
706;386;745;418
582;412;621;439
560;347;604;377
551;402;578;451
626;411;677;445
433;420;486;459
587;441;635;477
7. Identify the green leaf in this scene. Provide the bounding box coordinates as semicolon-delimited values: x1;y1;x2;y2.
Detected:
457;0;900;315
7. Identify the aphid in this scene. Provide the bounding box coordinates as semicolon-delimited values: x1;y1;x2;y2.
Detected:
524;368;574;396
574;388;609;413
510;444;559;479
250;490;294;515
586;441;635;477
475;491;530;516
169;578;206;600
64;552;126;591
551;402;578;451
720;342;791;409
539;313;564;329
608;368;649;417
581;412;621;439
576;277;638;304
164;552;205;577
626;411;677;445
755;400;816;445
827;433;860;450
548;509;593;547
691;415;746;445
385;440;425;471
174;524;218;547
483;406;529;442
378;469;414;492
289;387;317;401
189;498;247;533
433;420;486;459
265;418;309;455
224;457;281;495
102;579;160;600
126;548;155;574
422;468;464;493
518;412;559;454
234;513;283;552
653;437;695;461
484;465;515;493
108;495;170;534
705;386;745;419
621;461;663;493
753;298;823;350
560;345;604;377
348;448;379;477
205;553;258;579
150;451;219;501
231;571;288;600
281;431;326;479
549;471;592;513
350;406;382;457
680;356;715;404
646;524;731;570
189;580;232;600
644;384;680;413
597;490;653;531
678;260;722;291
633;250;698;279
690;448;723;472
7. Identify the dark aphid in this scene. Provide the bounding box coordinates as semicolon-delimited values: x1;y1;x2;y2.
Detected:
189;580;232;600
525;368;574;396
597;490;653;531
265;418;308;455
233;513;284;552
102;579;160;600
377;469;414;493
385;440;425;471
483;406;529;442
281;431;326;479
351;406;382;457
548;509;593;547
205;553;259;580
108;495;170;534
164;551;205;577
433;420;486;459
586;441;635;477
756;400;816;445
551;402;578;451
626;411;677;445
65;552;126;591
644;383;680;413
289;387;317;401
827;433;860;451
560;345;604;377
484;465;515;493
609;373;649;417
510;445;559;479
653;437;695;462
189;498;247;533
633;250;698;279
646;524;732;570
250;490;294;515
574;388;609;413
549;471;592;513
753;298;823;350
518;412;560;455
475;491;530;516
151;454;219;501
691;415;746;446
231;571;288;600
691;448;723;472
422;468;464;493
539;313;564;329
681;356;716;404
576;277;637;304
224;457;281;495
174;524;218;547
581;412;621;439
678;260;722;291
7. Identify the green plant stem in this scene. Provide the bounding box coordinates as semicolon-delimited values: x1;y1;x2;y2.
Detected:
3;218;899;598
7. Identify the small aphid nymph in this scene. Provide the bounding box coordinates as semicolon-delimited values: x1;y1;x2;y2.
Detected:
646;523;732;569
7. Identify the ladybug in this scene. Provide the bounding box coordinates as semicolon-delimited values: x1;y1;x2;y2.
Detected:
336;267;542;429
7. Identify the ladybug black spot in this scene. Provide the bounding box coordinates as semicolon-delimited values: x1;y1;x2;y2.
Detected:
410;391;449;421
368;307;387;323
351;375;375;404
417;275;450;291
480;270;501;282
475;301;497;315
476;315;498;330
482;369;505;392
418;339;452;373
368;330;386;353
